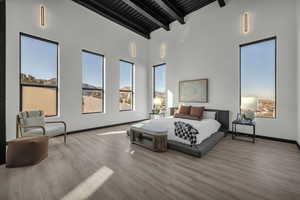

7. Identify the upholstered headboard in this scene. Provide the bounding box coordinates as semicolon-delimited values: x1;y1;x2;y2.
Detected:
205;109;229;132
169;107;229;132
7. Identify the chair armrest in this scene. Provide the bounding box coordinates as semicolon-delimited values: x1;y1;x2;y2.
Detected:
19;125;46;136
46;121;67;131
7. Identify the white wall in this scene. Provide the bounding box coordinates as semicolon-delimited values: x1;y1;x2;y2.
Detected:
297;0;300;145
6;0;300;142
6;0;149;141
149;0;298;140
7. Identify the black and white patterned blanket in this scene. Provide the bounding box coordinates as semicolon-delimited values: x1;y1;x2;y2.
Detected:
174;121;199;145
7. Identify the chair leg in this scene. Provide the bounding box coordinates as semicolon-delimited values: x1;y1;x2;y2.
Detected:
64;133;66;144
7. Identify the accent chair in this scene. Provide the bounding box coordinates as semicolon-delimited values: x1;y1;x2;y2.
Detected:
16;110;67;144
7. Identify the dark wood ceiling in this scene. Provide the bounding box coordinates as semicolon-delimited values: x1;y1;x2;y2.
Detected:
72;0;226;39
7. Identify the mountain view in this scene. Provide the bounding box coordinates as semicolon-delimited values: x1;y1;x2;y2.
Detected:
21;73;57;116
120;86;132;110
21;73;57;86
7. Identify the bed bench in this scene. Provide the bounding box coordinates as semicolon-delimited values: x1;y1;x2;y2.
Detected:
129;125;168;152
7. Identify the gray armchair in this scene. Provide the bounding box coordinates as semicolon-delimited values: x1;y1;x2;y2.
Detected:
16;110;67;144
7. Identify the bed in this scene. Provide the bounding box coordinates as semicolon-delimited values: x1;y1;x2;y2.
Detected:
130;109;229;157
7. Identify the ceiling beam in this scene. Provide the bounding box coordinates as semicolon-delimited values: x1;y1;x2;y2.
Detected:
217;0;226;7
153;0;185;24
72;0;150;39
121;0;170;31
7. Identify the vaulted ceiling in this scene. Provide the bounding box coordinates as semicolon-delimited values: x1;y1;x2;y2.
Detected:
72;0;226;39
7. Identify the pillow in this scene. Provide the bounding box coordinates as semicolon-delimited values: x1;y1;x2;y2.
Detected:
178;105;191;115
190;106;205;119
174;113;200;121
202;111;217;119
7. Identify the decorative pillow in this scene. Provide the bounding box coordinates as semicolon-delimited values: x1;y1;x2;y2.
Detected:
178;105;191;115
174;113;199;121
190;106;205;119
202;111;217;119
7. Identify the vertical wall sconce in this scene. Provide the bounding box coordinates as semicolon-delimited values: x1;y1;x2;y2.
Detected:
241;12;250;34
130;42;137;58
160;43;167;58
40;5;46;27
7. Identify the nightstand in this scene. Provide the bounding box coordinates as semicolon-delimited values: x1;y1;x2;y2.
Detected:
149;112;165;119
232;120;256;143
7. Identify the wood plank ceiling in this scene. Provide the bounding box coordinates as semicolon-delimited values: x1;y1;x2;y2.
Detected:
72;0;226;39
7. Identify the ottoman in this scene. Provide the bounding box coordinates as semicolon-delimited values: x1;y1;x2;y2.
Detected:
6;135;49;168
129;126;168;152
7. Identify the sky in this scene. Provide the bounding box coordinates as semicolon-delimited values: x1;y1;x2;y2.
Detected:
82;51;103;88
241;39;276;100
21;34;271;99
21;35;57;80
119;61;133;89
21;35;134;89
154;64;166;93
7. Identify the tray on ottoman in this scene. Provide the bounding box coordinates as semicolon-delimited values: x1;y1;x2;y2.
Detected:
129;125;167;152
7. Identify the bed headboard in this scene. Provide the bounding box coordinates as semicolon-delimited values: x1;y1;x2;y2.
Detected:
169;107;229;132
205;109;229;132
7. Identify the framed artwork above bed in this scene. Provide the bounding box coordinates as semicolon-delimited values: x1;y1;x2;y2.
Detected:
179;79;208;103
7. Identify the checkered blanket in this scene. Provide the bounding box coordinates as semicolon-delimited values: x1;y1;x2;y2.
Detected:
174;121;199;145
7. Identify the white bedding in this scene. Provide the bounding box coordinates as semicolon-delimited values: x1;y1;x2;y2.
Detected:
135;117;221;145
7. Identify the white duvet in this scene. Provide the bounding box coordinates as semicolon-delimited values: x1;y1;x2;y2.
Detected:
134;117;221;145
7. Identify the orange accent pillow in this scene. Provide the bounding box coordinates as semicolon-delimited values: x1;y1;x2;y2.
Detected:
190;106;205;119
178;105;191;115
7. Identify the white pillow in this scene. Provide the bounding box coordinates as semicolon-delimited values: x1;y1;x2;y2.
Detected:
202;111;216;119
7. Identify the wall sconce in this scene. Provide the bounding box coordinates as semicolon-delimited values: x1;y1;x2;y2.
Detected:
130;42;137;58
160;43;167;58
40;5;46;27
241;12;250;34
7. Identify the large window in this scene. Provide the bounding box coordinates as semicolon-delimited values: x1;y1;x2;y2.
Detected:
20;33;58;117
82;50;104;114
119;60;134;111
153;64;166;110
240;37;276;118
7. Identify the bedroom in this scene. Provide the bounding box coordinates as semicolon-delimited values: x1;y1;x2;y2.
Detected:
0;0;300;199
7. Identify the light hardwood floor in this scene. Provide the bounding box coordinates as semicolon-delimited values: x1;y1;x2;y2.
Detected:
1;124;300;200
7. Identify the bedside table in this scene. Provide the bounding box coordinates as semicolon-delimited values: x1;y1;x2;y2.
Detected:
149;112;165;119
232;120;256;143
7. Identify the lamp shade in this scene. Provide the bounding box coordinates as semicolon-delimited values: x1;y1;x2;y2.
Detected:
153;97;162;106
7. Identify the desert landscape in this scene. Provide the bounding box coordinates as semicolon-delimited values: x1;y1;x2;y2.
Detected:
22;86;57;116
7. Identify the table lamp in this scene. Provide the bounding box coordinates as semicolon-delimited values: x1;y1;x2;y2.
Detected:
153;97;162;114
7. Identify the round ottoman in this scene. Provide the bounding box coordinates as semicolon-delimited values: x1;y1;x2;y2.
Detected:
6;135;49;168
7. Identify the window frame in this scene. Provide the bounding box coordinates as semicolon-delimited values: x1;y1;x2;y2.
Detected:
81;49;105;114
239;36;277;119
119;59;134;112
19;32;59;117
152;63;166;101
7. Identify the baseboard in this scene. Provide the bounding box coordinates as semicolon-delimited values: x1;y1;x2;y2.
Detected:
6;119;148;144
67;119;148;135
228;131;297;144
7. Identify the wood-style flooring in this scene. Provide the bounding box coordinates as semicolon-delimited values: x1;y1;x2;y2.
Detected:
1;124;300;200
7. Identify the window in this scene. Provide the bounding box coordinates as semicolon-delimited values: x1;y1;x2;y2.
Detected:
119;60;134;111
153;64;167;110
20;33;58;117
240;37;276;118
82;50;104;114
